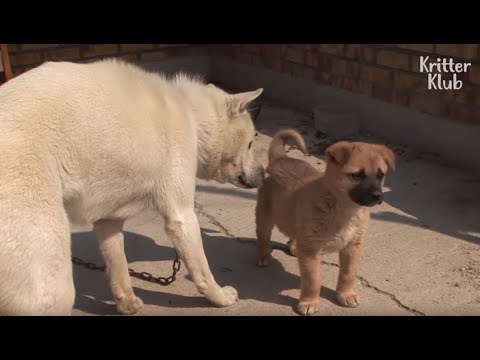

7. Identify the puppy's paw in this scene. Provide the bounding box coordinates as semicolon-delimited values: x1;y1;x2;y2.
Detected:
116;294;144;315
295;298;320;316
257;254;272;267
205;285;239;307
336;291;359;308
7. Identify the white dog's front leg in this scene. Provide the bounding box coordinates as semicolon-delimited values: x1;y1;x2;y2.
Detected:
94;219;144;315
164;209;238;307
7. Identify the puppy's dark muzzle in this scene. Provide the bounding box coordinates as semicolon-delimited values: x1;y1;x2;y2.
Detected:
370;190;383;205
350;187;384;207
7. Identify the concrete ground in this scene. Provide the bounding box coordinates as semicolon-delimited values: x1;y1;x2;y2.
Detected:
71;101;480;316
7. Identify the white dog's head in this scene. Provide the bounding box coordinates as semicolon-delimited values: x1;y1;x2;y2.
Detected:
203;84;265;189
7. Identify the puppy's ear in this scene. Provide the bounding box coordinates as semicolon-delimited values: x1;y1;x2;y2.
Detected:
227;88;263;117
325;141;352;166
376;145;396;171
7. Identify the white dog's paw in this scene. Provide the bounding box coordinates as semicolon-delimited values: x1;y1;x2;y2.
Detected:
295;298;320;316
336;291;359;308
116;294;144;315
205;285;239;307
257;254;272;267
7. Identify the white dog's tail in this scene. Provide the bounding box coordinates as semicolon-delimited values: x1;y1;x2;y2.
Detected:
268;129;308;163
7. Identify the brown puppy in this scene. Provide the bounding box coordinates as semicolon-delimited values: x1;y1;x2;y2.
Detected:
256;129;395;315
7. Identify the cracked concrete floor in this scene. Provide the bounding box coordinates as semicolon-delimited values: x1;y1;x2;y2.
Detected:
71;103;480;316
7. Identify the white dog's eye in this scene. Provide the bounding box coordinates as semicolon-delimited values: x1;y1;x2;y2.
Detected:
248;141;253;150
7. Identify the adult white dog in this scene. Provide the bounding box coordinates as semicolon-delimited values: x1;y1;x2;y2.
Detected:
0;59;264;315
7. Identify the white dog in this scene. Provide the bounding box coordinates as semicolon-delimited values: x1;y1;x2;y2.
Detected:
0;59;264;315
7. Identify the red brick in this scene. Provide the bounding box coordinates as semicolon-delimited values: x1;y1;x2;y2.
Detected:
305;51;318;67
397;44;434;53
285;47;304;63
411;55;430;72
438;85;471;104
469;65;480;85
120;44;155;52
7;44;20;53
360;65;392;86
316;72;344;88
436;44;478;60
343;78;373;95
346;61;361;77
117;53;139;63
344;45;376;63
82;44;119;58
44;47;81;61
473;90;480;107
316;44;345;56
262;57;283;72
10;52;42;66
373;87;408;105
394;72;427;92
450;104;480;124
140;50;170;61
317;54;332;72
240;44;260;53
409;94;448;117
260;44;282;58
455;87;472;104
167;46;209;57
21;44;59;50
377;50;409;70
331;59;346;75
289;44;311;50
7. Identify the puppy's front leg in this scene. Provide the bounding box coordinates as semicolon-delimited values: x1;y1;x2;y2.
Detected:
296;245;322;315
94;219;144;315
336;239;363;308
163;208;238;307
256;187;274;267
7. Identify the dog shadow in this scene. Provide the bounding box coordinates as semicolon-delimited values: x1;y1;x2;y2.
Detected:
71;228;339;315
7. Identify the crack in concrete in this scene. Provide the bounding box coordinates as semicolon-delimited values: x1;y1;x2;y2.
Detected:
196;202;426;316
320;260;426;316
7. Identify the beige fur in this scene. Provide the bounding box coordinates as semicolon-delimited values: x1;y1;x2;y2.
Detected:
256;129;395;315
0;59;264;315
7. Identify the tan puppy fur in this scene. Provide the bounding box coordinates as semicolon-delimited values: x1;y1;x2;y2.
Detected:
256;129;395;315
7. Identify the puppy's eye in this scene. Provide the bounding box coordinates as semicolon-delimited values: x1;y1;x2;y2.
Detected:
377;170;385;180
349;171;365;181
255;132;259;137
248;141;253;150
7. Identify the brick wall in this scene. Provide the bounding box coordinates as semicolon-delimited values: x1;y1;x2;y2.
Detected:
6;44;480;126
6;44;210;77
214;44;480;125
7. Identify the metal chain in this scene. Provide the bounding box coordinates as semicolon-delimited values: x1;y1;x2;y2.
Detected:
72;253;181;286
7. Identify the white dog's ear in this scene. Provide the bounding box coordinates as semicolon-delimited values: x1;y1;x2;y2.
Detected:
227;88;263;117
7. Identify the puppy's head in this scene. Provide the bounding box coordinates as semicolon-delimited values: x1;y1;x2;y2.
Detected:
325;141;395;207
208;85;265;189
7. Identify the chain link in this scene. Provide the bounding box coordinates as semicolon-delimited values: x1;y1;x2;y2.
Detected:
72;253;181;286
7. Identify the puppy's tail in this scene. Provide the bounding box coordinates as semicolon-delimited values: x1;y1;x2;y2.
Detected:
268;129;308;163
